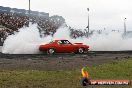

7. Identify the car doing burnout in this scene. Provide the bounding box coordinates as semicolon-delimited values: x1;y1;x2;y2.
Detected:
39;40;89;54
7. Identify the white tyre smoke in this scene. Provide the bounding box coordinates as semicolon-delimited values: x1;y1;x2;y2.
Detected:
2;24;132;54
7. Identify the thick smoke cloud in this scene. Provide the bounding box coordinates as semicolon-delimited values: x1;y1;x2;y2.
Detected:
2;24;52;54
2;24;132;54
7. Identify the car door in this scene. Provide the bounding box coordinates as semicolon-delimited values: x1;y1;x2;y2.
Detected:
56;40;76;53
63;44;75;53
55;40;66;53
60;40;75;53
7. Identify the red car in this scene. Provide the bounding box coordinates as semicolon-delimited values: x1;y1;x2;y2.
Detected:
39;40;89;54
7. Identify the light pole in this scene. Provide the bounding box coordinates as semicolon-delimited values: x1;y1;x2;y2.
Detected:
124;18;126;35
86;8;90;37
29;0;31;23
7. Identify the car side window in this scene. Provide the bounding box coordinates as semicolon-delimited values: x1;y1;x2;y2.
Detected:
58;40;67;45
58;40;72;45
64;41;67;44
63;40;68;44
49;41;53;43
58;41;63;44
64;40;72;45
66;41;71;44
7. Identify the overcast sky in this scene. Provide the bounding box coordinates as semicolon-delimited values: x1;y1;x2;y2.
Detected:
0;0;132;31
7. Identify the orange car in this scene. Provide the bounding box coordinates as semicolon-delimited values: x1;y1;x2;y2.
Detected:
39;40;89;54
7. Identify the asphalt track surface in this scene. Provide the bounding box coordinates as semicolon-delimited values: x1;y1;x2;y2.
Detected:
0;46;132;70
0;49;132;70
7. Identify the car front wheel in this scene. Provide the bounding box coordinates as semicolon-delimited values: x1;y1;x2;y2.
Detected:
47;48;55;54
78;48;84;54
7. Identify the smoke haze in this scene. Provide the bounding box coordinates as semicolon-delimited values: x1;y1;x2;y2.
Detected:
2;24;132;54
2;24;52;54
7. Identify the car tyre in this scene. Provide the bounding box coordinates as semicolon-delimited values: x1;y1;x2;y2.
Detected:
78;48;84;54
47;48;55;55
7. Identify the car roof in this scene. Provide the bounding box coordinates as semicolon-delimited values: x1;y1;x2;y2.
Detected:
55;39;68;41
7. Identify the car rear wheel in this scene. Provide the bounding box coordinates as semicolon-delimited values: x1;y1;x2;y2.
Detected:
47;48;55;55
78;48;84;54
